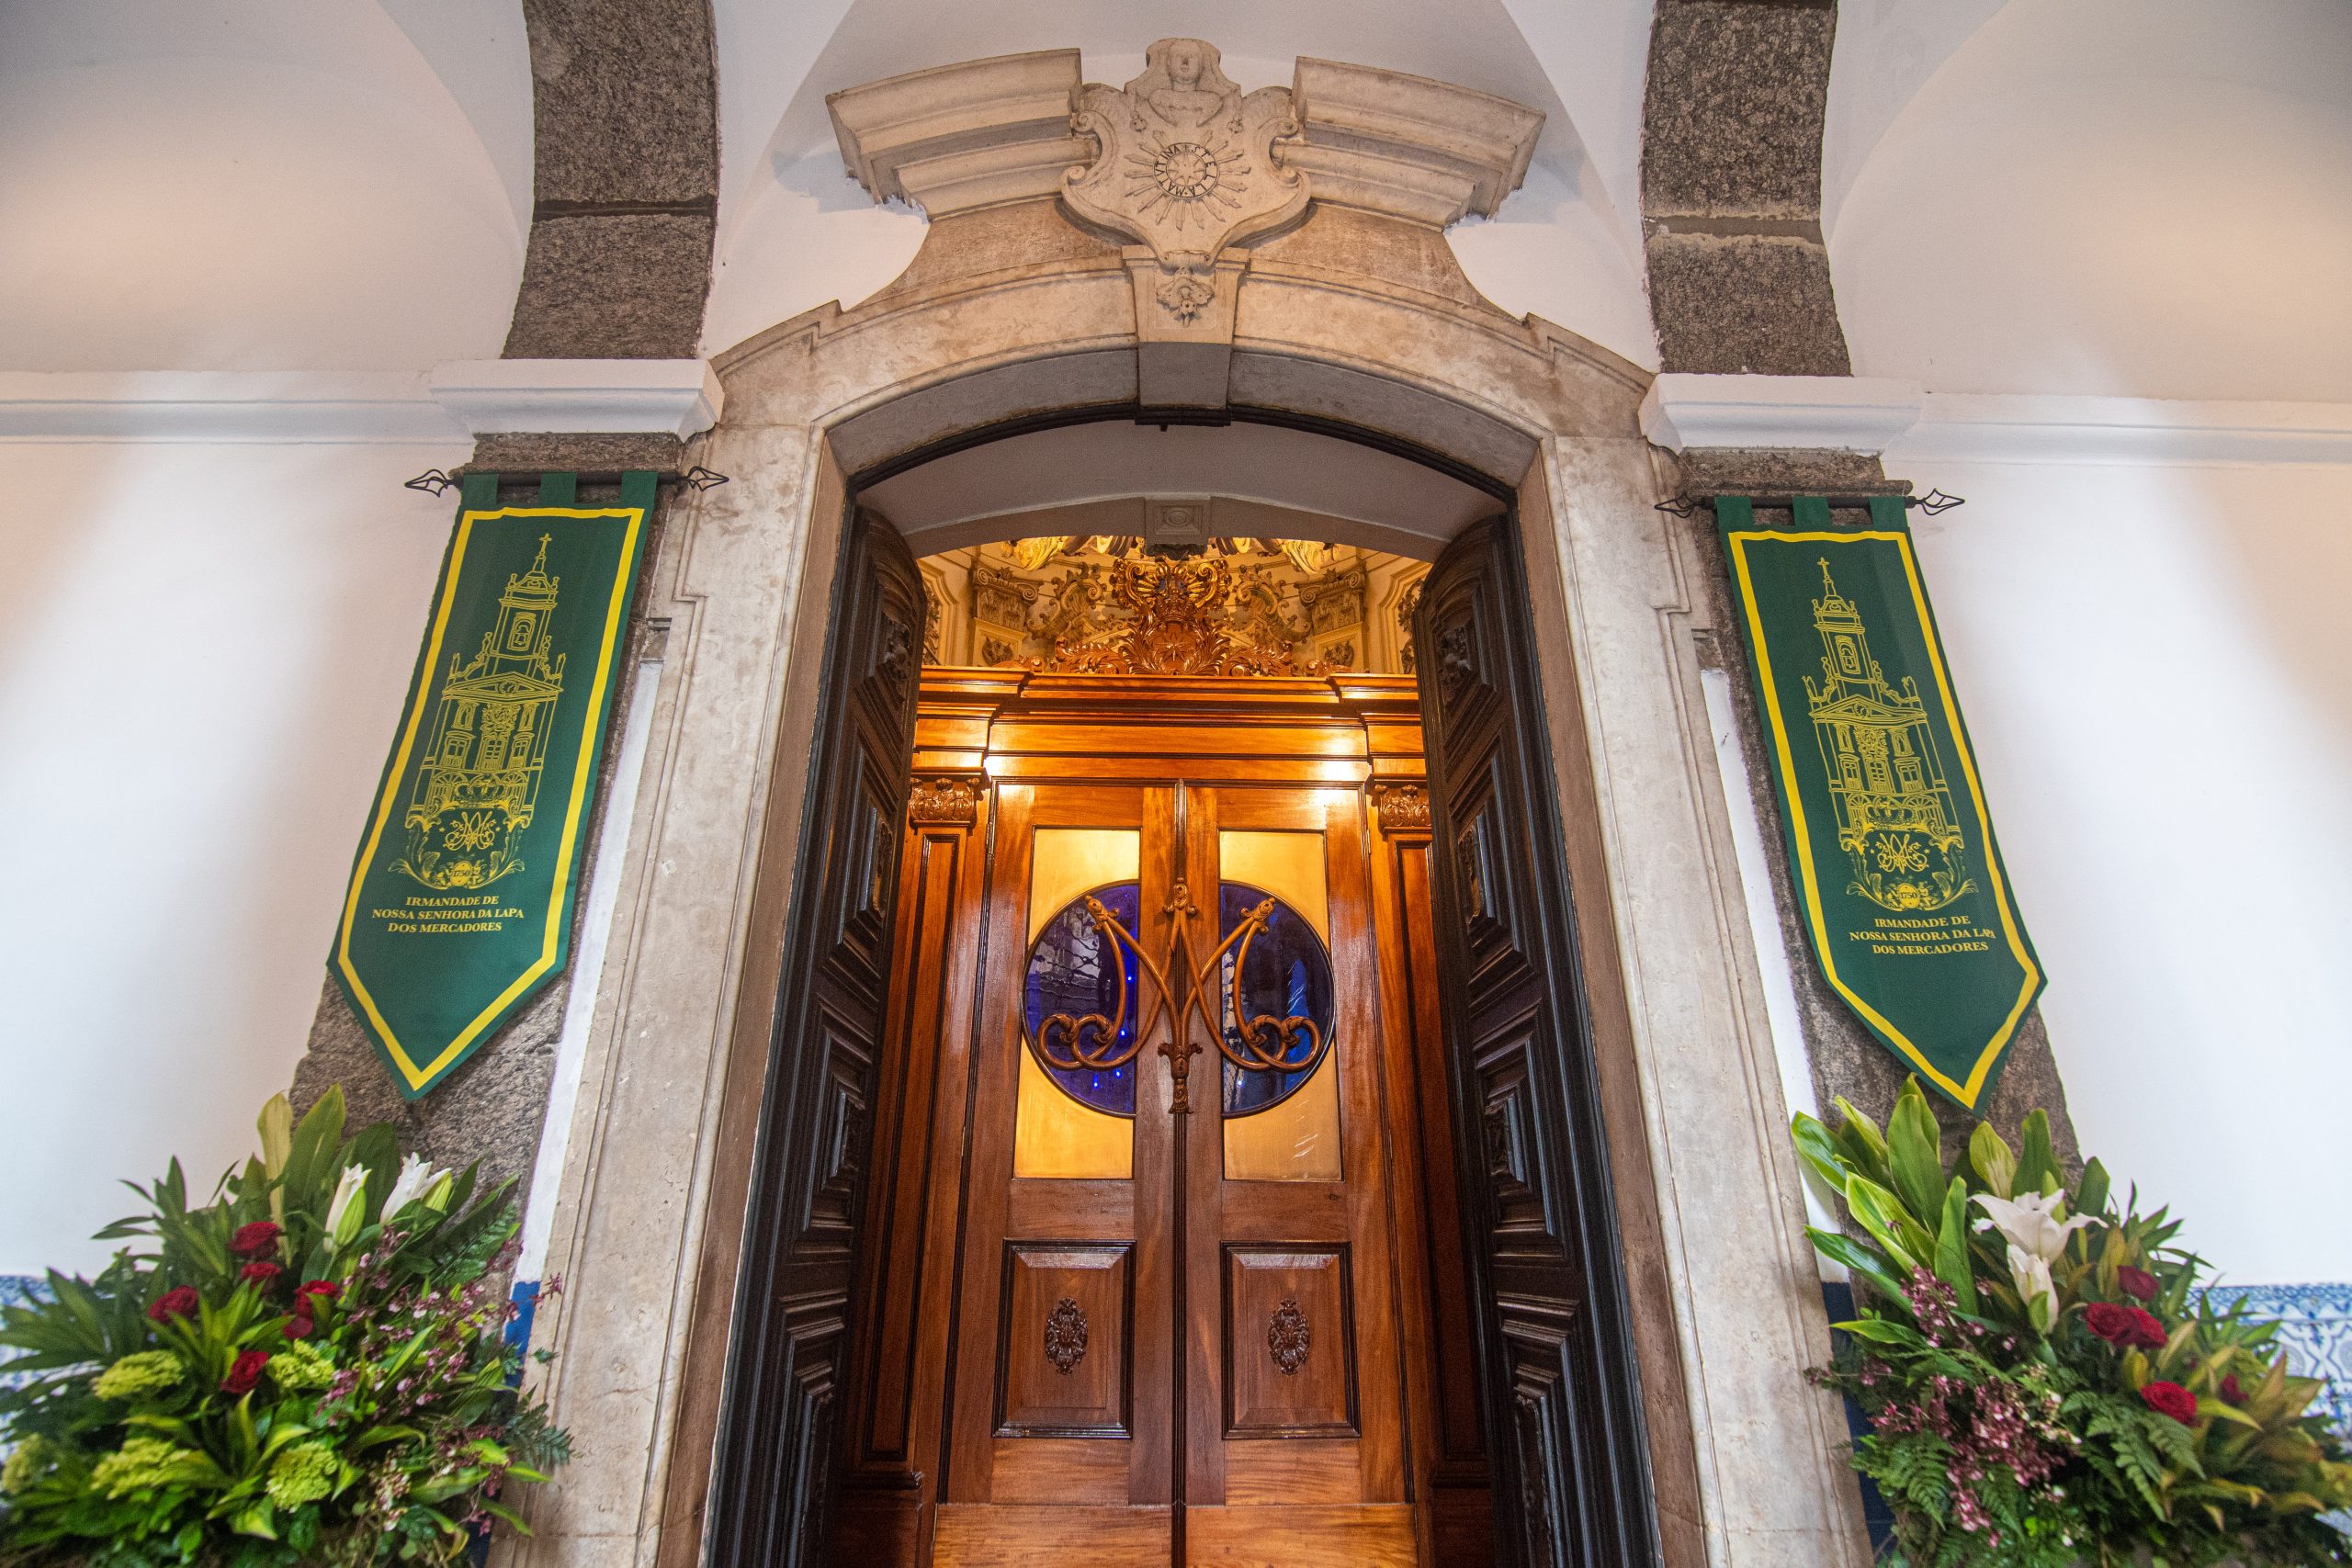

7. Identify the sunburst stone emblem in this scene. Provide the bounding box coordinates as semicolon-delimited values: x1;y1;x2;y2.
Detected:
1125;133;1250;230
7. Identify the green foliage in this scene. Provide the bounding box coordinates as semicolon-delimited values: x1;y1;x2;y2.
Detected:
0;1088;567;1568
1797;1077;2352;1567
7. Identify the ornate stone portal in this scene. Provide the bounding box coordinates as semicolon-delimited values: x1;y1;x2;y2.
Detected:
505;41;1871;1568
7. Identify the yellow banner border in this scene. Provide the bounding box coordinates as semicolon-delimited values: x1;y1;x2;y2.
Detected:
1725;527;2041;1108
333;502;644;1094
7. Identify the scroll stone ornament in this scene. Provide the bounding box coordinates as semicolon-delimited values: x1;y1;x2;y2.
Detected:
1062;39;1309;298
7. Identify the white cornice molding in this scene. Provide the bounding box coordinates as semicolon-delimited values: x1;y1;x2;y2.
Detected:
1894;395;2352;467
0;360;728;443
424;359;723;437
1636;376;2352;466
1289;59;1544;226
1639;373;1926;454
0;371;460;443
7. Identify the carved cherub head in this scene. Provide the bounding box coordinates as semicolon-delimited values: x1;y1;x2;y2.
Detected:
1164;39;1204;89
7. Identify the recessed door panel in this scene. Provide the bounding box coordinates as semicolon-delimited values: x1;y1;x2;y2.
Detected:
997;1244;1133;1437
1222;1246;1356;1437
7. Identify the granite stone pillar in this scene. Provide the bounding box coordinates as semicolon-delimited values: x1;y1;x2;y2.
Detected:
289;0;721;1196
1640;0;1851;377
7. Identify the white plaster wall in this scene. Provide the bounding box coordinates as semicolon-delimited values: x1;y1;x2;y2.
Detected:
0;439;459;1276
1450;165;1660;372
1882;446;2352;1284
0;1;528;372
1829;0;2352;401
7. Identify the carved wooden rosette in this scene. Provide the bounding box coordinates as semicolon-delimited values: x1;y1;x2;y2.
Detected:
1061;38;1307;293
1267;1297;1311;1375
1043;1296;1089;1374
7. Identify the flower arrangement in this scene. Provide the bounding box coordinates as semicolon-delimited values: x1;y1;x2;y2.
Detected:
0;1089;568;1567
1800;1078;2352;1567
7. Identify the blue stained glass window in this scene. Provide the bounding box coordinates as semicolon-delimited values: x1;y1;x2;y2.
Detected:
1216;881;1335;1118
1023;881;1143;1117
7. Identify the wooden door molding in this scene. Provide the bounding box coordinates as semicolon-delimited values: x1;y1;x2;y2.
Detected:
704;507;927;1568
1417;514;1663;1568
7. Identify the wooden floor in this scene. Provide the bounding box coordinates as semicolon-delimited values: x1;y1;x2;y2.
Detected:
930;1503;1418;1567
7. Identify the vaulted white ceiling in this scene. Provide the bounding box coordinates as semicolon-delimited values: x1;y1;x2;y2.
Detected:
4;0;2347;404
0;0;530;371
1828;0;2352;400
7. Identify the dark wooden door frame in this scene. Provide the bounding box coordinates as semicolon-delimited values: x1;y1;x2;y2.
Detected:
1417;515;1662;1568
704;433;1664;1568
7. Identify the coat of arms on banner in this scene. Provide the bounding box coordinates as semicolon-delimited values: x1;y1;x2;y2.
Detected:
1802;559;1977;915
392;536;567;891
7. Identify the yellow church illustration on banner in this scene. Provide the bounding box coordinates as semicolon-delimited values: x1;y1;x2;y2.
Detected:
391;535;568;891
1801;558;1977;913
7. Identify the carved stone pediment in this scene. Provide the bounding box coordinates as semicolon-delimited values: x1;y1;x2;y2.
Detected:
1061;39;1308;276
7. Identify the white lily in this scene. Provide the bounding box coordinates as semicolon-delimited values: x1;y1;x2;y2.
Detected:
2007;1243;2058;1332
325;1164;368;1249
1973;1190;2095;1264
379;1153;452;1223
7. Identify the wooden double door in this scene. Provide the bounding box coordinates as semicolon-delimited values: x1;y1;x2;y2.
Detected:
835;675;1489;1567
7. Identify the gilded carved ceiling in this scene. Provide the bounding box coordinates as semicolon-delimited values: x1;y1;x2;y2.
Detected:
919;536;1429;677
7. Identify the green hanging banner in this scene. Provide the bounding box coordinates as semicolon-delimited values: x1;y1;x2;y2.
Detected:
332;470;653;1099
1719;494;2043;1109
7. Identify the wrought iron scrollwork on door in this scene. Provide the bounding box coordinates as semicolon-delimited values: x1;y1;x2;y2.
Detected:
1023;880;1332;1115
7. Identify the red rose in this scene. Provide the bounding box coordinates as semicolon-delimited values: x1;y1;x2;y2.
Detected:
241;1261;283;1288
293;1280;340;1304
147;1286;201;1323
2141;1381;2198;1424
230;1221;281;1259
2090;1305;2165;1349
282;1312;316;1341
221;1349;269;1396
2220;1373;2246;1404
2118;1266;2159;1302
2086;1302;2166;1349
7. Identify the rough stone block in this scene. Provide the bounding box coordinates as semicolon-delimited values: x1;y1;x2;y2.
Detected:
1641;0;1837;220
503;212;715;360
1674;447;1896;497
1645;231;1851;376
291;976;564;1218
522;0;717;208
471;432;688;476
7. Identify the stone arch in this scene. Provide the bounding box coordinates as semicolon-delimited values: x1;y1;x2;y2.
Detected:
513;186;1866;1568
